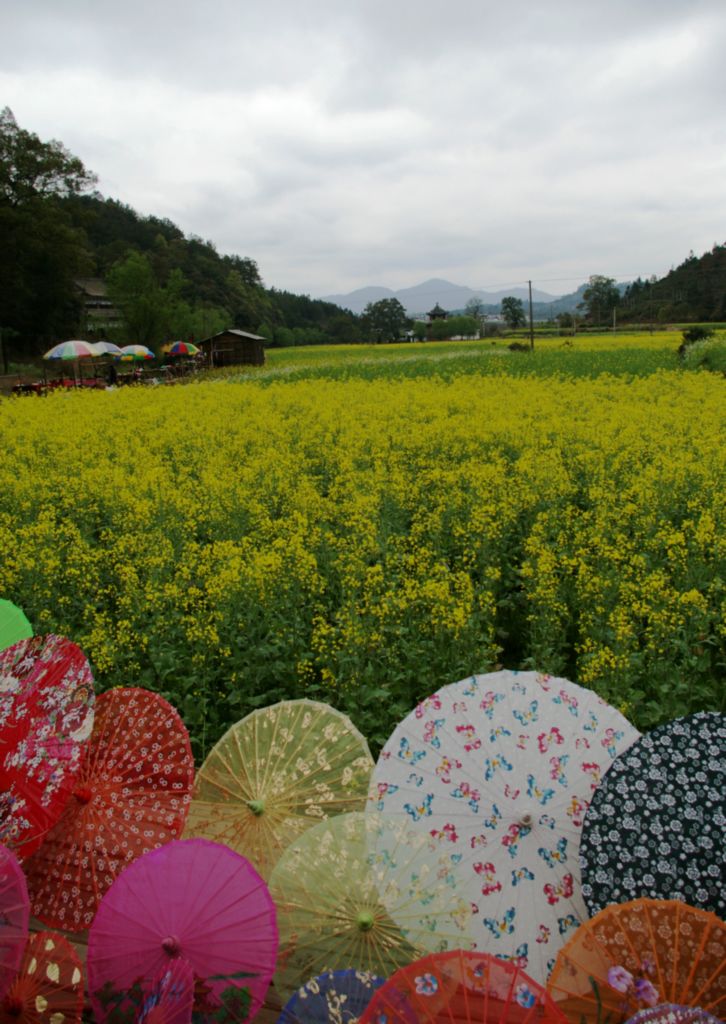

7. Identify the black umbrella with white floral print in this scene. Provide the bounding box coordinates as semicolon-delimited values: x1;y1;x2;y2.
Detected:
579;711;725;918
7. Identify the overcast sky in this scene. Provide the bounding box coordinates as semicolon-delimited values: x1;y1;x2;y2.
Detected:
2;0;725;298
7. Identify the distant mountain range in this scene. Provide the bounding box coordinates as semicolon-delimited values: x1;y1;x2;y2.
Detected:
320;278;562;316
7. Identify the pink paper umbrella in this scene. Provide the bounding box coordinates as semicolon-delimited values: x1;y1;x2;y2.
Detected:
0;845;30;1000
88;839;278;1024
137;959;195;1024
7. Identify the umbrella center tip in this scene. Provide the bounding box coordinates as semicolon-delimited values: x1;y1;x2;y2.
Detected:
162;935;182;957
519;811;534;828
5;996;24;1017
356;911;375;932
247;799;265;816
73;785;93;804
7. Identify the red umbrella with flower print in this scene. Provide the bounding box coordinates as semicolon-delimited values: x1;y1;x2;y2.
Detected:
0;635;94;860
359;950;567;1024
24;687;195;933
87;839;278;1024
547;898;726;1023
0;846;30;1001
0;931;84;1024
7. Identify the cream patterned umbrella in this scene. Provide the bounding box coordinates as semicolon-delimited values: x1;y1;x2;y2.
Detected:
184;699;375;879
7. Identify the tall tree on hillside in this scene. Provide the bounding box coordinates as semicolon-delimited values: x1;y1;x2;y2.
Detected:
361;298;409;343
0;107;97;357
579;275;619;324
465;297;486;321
501;296;526;329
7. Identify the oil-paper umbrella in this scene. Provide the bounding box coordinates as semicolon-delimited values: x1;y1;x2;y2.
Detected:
359;950;567;1024
135;959;195;1024
626;1008;721;1024
580;711;725;918
369;670;640;983
547;898;726;1023
269;811;474;1002
0;635;95;860
0;600;32;654
278;970;384;1024
0;846;30;1000
184;700;375;879
87;838;278;1024
0;931;84;1024
24;687;194;932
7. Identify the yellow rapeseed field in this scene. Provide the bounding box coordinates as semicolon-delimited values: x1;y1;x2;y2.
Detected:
1;344;723;755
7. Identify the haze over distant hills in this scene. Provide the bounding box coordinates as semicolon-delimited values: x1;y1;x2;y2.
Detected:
320;277;562;316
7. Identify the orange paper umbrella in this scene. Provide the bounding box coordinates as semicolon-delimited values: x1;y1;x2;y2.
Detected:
359;950;567;1024
24;688;195;932
0;931;84;1024
547;899;726;1023
0;636;94;860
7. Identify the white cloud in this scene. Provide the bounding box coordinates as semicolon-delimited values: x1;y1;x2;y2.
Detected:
2;0;725;295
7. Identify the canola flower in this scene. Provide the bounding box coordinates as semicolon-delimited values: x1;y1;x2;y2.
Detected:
0;344;723;758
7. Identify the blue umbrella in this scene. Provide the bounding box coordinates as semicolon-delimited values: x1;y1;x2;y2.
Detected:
278;970;384;1024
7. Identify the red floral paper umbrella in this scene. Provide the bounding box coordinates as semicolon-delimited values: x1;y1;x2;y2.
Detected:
0;931;84;1024
0;635;94;860
87;839;278;1024
359;950;567;1024
0;846;30;1001
24;688;195;933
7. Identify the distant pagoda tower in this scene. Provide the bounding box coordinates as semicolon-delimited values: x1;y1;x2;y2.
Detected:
427;302;448;321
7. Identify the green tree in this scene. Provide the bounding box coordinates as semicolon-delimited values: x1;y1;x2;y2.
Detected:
501;296;526;329
579;275;619;324
464;297;485;322
0;108;96;358
106;252;169;348
361;298;409;343
0;107;96;206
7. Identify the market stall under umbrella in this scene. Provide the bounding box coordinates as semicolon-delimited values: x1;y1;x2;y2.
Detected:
43;340;98;385
117;345;155;361
167;342;199;357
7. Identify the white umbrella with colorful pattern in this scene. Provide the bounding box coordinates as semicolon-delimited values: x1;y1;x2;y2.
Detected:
368;670;640;984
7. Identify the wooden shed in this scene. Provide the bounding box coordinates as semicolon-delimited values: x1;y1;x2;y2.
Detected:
198;329;266;368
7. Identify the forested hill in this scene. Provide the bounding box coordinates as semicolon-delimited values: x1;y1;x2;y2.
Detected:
1;105;359;361
61;193;360;345
620;245;726;323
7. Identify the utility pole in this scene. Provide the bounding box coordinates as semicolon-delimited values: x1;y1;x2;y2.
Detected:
613;307;617;332
528;280;534;350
